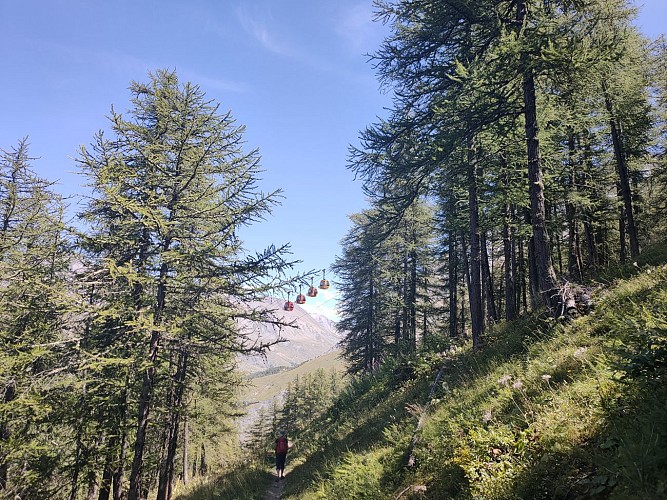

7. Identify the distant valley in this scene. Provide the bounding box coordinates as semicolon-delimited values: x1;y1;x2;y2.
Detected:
238;297;344;376
237;297;347;438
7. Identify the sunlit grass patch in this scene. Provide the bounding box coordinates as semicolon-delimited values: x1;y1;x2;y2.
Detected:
205;257;667;499
173;464;273;500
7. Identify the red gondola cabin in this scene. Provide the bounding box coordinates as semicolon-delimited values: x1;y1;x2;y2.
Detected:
319;269;330;290
307;278;318;297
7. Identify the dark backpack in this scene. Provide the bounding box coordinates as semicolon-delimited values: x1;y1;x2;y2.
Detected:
276;436;288;454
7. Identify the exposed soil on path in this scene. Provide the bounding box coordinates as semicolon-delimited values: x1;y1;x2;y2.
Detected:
263;475;286;500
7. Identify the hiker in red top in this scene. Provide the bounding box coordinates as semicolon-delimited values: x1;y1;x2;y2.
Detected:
274;430;288;480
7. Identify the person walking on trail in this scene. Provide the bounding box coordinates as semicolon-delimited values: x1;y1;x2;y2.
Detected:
275;430;288;480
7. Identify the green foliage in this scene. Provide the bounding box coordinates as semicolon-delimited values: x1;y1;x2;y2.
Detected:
1;70;299;498
280;251;667;499
2;0;667;495
173;464;272;500
313;450;392;500
245;367;344;460
617;307;667;380
333;201;440;375
0;139;74;497
71;68;299;497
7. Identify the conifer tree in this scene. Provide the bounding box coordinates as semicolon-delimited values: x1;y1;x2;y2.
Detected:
334;199;439;371
354;0;647;319
0;140;72;497
76;69;295;500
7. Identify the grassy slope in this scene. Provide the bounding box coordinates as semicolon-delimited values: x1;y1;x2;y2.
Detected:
282;250;667;499
173;351;346;500
244;350;346;407
175;244;667;499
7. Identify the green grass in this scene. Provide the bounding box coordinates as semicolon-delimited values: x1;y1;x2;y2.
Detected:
284;263;667;498
173;464;274;500
188;241;667;499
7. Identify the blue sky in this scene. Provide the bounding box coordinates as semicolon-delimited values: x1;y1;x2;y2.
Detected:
1;0;665;320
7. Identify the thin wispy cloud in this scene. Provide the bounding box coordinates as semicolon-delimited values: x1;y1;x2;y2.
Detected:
26;37;154;81
236;3;294;57
336;2;385;55
34;38;248;96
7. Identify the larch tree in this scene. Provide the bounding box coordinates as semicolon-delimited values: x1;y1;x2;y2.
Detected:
333;210;388;373
76;70;296;500
0;139;73;498
356;0;643;318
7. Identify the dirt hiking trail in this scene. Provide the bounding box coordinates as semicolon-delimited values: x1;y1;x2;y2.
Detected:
263;475;286;499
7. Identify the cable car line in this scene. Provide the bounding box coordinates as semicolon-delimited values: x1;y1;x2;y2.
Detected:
283;268;332;313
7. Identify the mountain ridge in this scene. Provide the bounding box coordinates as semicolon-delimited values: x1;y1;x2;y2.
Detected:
237;296;344;376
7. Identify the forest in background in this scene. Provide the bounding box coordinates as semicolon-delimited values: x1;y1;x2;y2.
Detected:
334;0;667;372
2;0;667;499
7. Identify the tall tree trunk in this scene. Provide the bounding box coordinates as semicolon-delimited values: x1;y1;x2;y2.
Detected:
517;236;527;313
567;213;583;281
112;385;130;500
422;290;428;346
602;79;640;259
98;437;116;500
401;253;410;351
86;470;99;500
156;351;177;500
420;271;430;347
597;223;609;267
619;195;627;263
461;231;470;339
368;275;375;370
481;233;489;321
502;204;517;321
448;219;459;338
157;349;188;500
566;131;583;281
127;331;159;500
70;378;89;500
566;205;582;280
584;220;598;270
394;310;401;350
182;415;189;486
409;247;418;351
0;381;16;491
518;0;560;312
481;232;498;323
553;205;564;276
467;136;484;348
128;251;170;500
199;443;207;476
527;236;541;310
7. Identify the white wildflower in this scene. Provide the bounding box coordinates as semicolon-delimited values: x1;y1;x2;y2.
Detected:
497;375;512;386
573;347;588;358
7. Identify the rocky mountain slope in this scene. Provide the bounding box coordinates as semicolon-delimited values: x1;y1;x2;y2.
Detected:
237;297;344;377
235;297;346;440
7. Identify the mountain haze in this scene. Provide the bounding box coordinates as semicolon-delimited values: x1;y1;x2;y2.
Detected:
238;297;344;376
236;297;346;440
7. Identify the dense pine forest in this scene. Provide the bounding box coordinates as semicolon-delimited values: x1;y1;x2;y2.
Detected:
335;0;667;363
2;0;667;499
